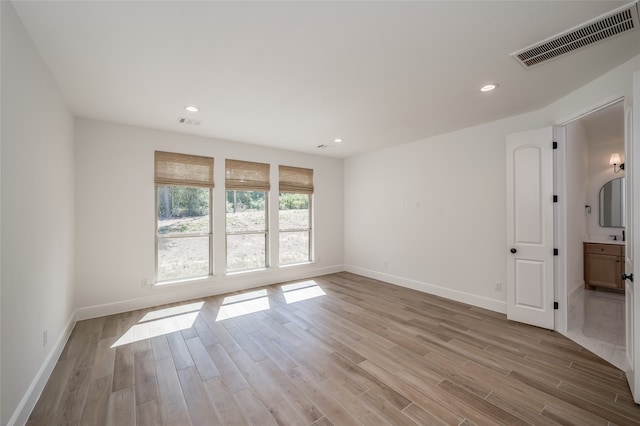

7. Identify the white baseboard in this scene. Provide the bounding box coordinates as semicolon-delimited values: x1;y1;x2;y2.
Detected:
76;264;344;320
569;281;585;297
344;265;507;314
8;310;77;426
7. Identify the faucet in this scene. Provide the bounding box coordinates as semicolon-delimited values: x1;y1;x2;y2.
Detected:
610;234;618;241
623;229;626;242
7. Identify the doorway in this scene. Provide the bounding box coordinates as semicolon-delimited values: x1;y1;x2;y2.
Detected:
561;100;626;369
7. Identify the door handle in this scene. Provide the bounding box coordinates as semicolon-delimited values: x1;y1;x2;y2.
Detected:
622;273;634;282
510;248;517;254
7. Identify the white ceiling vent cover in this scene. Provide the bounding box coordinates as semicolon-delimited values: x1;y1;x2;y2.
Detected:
511;1;639;69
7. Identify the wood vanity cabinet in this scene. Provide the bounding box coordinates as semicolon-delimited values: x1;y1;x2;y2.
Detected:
584;242;625;291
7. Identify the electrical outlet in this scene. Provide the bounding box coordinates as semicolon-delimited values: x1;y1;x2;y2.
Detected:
141;279;152;288
43;330;48;346
495;282;502;292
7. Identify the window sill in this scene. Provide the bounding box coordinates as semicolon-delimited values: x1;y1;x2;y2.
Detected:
153;275;213;289
225;267;268;277
279;261;313;269
151;261;317;289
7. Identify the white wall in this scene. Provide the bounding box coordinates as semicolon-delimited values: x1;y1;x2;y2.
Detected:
74;119;344;318
1;2;76;425
344;111;546;312
545;55;640;124
565;121;589;294
344;53;640;315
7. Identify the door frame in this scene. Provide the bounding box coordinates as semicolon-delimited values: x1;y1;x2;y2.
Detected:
554;125;568;336
628;70;640;402
554;96;627;338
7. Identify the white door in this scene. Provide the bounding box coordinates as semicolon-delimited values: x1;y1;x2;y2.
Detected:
506;127;555;329
625;71;640;403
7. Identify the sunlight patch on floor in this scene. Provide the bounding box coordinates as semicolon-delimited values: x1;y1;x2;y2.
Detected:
111;301;204;348
139;301;204;322
216;289;270;321
281;280;326;304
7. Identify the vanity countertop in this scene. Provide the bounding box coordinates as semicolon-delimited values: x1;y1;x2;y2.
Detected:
584;240;626;246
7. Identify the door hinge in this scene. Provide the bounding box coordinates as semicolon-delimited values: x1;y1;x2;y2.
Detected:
552;141;558;149
554;302;559;310
553;195;558;203
554;249;559;256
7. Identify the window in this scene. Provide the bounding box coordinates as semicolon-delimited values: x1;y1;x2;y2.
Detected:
155;151;213;282
225;160;270;273
279;166;313;265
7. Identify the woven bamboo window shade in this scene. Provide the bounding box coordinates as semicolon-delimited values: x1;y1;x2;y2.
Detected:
155;151;214;187
279;166;314;194
225;159;270;191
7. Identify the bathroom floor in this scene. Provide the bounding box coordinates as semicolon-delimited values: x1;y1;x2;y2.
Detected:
567;286;626;369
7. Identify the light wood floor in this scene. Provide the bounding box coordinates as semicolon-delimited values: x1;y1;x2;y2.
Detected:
28;272;640;425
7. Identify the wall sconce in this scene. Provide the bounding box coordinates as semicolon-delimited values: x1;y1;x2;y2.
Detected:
610;153;625;173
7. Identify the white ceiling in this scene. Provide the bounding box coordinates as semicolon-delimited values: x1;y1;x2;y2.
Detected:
11;1;640;158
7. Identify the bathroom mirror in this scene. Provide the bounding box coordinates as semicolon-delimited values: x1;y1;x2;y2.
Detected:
599;177;625;228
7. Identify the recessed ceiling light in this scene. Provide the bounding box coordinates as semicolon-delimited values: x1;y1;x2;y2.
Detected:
185;105;199;112
334;138;343;143
480;83;498;92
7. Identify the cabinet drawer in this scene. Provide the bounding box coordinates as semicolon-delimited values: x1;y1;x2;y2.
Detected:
584;243;622;256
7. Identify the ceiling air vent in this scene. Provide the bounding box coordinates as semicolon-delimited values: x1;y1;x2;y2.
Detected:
177;117;202;126
511;2;640;69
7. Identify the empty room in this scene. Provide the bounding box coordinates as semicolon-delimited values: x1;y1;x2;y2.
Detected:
3;1;640;425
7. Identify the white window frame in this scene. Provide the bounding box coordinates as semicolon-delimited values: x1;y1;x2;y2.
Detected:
278;192;312;266
155;185;213;283
225;189;269;273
